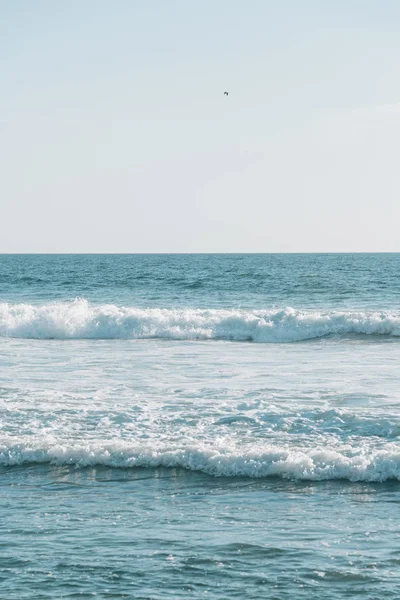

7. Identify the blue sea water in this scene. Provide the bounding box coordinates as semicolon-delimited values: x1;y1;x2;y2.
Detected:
1;253;400;599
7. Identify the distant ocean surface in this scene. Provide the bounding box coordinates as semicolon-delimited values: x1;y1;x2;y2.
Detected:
1;253;400;599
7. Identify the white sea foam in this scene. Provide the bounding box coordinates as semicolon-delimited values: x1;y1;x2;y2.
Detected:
1;299;400;342
1;438;400;481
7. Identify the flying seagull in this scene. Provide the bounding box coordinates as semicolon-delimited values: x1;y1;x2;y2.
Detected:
224;91;229;96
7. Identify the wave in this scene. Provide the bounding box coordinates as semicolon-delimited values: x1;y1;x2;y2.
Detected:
1;300;400;342
1;439;400;482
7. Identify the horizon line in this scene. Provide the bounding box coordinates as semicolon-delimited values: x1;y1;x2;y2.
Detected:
1;251;400;256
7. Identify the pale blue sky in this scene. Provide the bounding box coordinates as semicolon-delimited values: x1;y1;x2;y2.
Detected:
1;0;400;252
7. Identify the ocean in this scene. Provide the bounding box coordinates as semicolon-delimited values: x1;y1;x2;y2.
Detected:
1;253;399;599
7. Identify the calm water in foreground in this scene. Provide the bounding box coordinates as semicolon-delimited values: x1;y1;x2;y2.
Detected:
0;254;400;598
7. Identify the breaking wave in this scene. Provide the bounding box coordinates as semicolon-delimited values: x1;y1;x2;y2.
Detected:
0;300;400;343
1;439;400;482
1;299;400;342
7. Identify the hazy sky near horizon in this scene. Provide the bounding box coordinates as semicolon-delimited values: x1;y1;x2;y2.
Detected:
2;0;400;252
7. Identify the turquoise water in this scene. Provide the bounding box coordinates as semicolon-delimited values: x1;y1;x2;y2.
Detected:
1;254;400;598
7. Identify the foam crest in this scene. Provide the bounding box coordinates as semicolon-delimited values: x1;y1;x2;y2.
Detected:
1;439;400;481
1;299;400;342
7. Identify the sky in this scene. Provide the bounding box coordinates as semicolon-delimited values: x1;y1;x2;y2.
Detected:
1;0;400;252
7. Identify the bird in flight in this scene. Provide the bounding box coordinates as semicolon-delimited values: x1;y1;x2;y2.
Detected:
224;91;229;96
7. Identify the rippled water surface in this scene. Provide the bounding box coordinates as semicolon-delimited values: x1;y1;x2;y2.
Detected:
1;254;400;598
